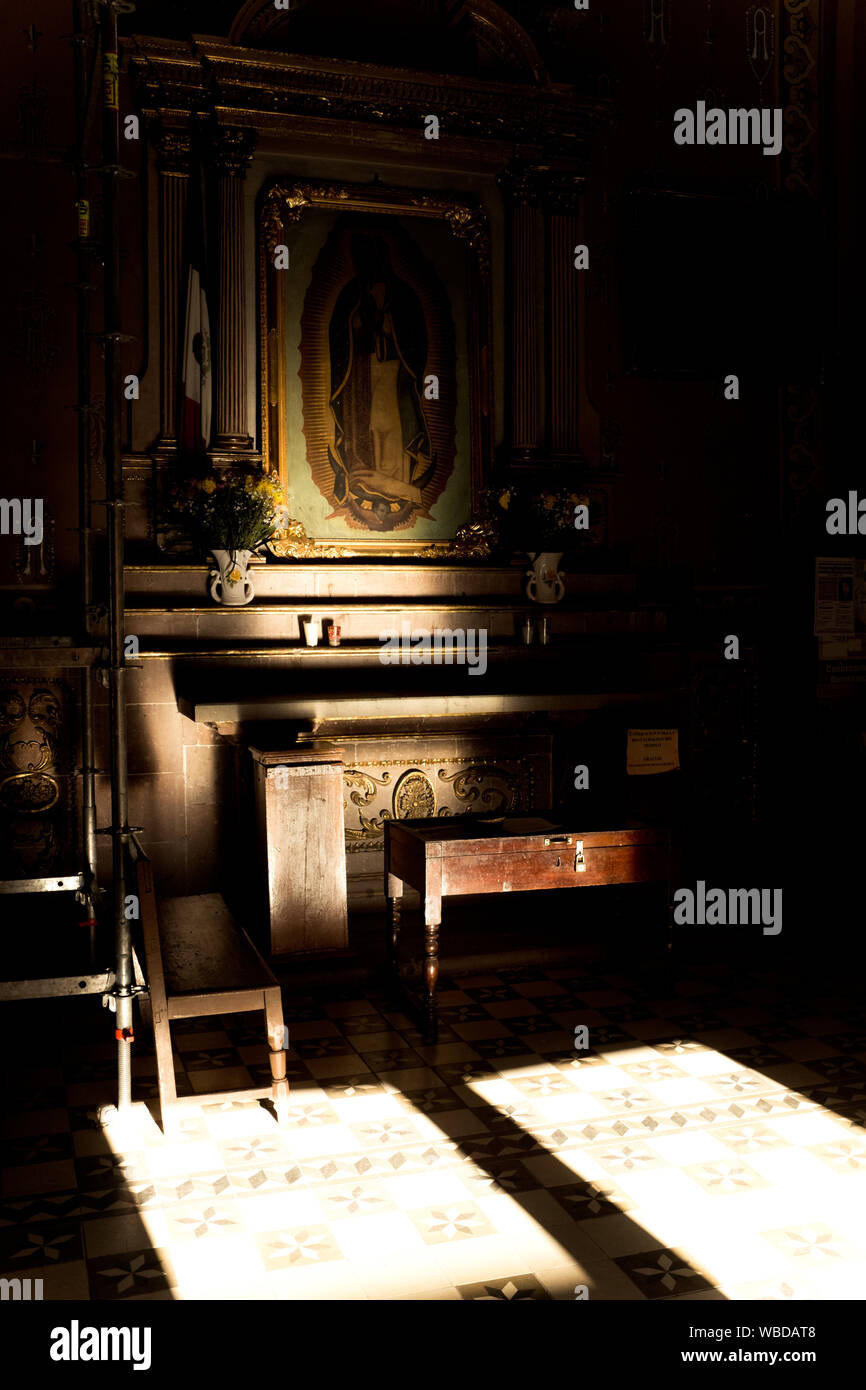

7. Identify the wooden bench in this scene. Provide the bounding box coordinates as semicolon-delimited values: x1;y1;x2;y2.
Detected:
136;859;289;1133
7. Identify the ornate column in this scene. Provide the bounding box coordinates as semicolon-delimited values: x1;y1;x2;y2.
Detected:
211;127;257;451
154;127;191;449
544;176;584;459
498;166;544;462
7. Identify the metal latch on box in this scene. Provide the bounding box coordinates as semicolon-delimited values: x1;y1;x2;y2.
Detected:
544;834;586;872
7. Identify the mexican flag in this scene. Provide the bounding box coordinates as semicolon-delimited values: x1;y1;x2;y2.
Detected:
179;163;212;455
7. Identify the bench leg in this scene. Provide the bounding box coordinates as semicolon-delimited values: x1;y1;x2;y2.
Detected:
264;988;290;1122
152;1003;179;1136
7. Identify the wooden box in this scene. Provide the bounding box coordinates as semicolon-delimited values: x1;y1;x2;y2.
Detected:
250;746;348;955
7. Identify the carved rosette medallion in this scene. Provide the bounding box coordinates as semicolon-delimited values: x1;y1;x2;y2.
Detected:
392;769;436;820
0;680;70;876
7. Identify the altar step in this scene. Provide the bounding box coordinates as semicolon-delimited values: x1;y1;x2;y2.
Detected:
124;563;639;603
123;600;668;643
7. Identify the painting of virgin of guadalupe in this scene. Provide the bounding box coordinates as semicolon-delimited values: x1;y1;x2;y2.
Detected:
299;216;458;534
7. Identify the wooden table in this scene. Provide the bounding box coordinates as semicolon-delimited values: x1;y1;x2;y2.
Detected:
384;814;672;1040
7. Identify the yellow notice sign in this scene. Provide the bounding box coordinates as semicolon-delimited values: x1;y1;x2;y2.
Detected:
627;729;680;776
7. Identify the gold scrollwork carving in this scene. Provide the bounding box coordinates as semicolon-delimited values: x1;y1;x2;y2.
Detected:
437;764;518;814
419;519;497;559
268;518;360;560
344;768;392;808
343;757;529;851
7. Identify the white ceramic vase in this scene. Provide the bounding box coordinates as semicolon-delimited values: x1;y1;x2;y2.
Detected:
525;552;565;605
209;549;254;606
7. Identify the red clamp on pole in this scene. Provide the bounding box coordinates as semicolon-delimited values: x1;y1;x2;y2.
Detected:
115;1027;134;1043
80;918;98;928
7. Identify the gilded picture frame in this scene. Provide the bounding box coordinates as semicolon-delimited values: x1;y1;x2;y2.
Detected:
259;177;495;558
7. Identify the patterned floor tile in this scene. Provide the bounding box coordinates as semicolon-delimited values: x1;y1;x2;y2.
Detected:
822;1031;866;1055
727;1275;819;1300
472;1037;544;1061
155;1171;232;1204
434;1061;499;1087
459;1158;542;1196
652;1038;711;1058
0;1219;84;1268
161;1197;246;1243
712;1121;790;1154
583;1141;668;1177
458;1273;552;1300
807;1139;866;1173
615;1247;715;1298
363;1048;427;1072
3;959;865;1303
317;1181;398;1221
347;1117;427;1149
408;1201;497;1244
548;1178;634;1221
278;1103;341;1129
682;1158;769;1195
462;984;519;1002
510;1071;581;1099
392;1084;462;1115
1;1160;78;1198
546;1051;608;1073
87;1247;176;1299
1;1132;75;1167
186;1067;254;1096
0;1191;82;1227
214;1133;293;1168
318;1075;386;1100
761;1222;864;1269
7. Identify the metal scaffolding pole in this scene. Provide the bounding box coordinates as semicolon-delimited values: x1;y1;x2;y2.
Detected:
72;0;99;961
99;0;135;1115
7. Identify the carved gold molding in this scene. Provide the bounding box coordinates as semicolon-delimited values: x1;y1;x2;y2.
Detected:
343;755;535;852
127;34;609;155
0;678;71;876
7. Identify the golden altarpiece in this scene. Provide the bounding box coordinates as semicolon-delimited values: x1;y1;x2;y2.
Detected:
78;0;684;938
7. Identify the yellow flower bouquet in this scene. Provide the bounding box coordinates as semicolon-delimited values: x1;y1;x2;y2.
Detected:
169;465;286;555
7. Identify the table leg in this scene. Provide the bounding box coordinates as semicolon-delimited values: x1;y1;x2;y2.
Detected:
424;899;440;1043
386;874;403;978
666;836;681;959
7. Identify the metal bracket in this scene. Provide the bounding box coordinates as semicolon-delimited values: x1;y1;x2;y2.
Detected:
89;330;136;343
92;1;137;17
102;980;146;1013
87;165;137;180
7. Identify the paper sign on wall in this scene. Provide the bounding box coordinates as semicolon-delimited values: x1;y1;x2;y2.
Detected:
627;729;680;776
814;558;866;636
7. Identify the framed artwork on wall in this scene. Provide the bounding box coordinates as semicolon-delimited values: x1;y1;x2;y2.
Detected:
259;178;495;557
